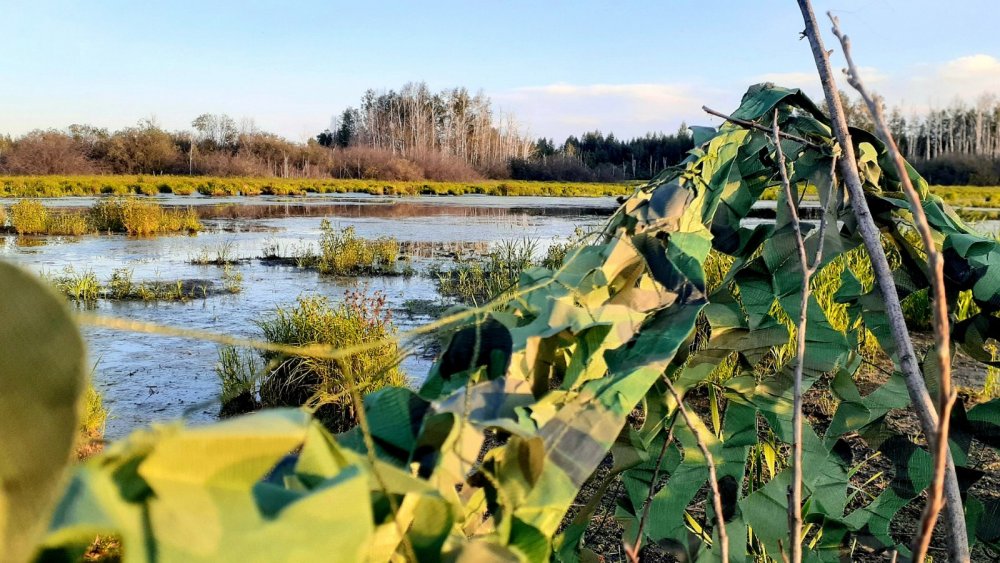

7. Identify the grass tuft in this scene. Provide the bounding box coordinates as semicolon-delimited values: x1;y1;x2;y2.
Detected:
217;290;405;432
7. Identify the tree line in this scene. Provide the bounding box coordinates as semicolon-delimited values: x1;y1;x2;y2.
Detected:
0;117;335;178
830;91;1000;185
2;84;998;184
318;82;532;177
510;127;695;182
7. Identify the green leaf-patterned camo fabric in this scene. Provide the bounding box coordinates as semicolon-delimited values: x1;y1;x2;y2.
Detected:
38;85;1000;562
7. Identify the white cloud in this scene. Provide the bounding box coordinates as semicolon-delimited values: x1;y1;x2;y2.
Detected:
498;55;1000;141
753;56;1000;114
494;82;730;140
903;54;1000;109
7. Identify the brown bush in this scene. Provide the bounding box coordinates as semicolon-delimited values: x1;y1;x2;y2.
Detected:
409;150;483;181
2;130;97;175
329;146;422;181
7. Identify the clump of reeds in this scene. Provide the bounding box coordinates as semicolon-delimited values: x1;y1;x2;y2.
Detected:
316;221;399;275
216;290;404;432
433;238;540;305
90;196;201;235
262;221;408;276
10;199;50;234
8;197;201;237
191;242;240;266
42;267;101;301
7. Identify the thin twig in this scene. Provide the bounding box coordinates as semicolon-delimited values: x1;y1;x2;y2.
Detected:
794;2;970;560
624;411;680;562
702;105;823;148
593;477;625;552
828;14;960;562
662;377;729;563
772;109;833;563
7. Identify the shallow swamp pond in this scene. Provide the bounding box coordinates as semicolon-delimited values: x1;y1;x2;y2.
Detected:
0;194;617;438
1;194;996;439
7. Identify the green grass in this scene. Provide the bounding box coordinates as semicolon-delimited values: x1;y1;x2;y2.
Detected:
755;184;1000;210
191;242;241;265
0;174;634;198
217;290;405;432
75;381;107;460
315;222;399;275
42;266;238;302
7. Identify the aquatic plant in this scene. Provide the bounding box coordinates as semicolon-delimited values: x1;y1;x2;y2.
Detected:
434;238;547;304
90;196;201;235
221;264;243;294
43;267;101;302
219;290;404;432
107;268;134;299
45;212;91;236
43;266;235;302
316;221;399;275
191;241;240;265
216;346;262;417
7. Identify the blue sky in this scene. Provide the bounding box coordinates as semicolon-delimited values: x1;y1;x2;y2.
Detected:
3;0;999;142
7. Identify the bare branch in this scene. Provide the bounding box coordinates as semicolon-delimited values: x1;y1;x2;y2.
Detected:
624;412;680;562
771;109;820;563
662;377;729;563
793;1;969;560
826;13;960;562
702;106;823;148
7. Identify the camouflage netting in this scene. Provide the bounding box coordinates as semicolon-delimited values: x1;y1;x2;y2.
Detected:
34;85;1000;562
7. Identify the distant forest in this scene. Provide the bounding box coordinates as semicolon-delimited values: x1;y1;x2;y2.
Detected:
1;82;998;184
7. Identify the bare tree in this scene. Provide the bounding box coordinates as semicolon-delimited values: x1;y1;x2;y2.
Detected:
794;2;970;560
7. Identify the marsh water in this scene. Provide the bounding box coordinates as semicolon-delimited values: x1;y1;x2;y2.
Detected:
0;194;617;438
2;194;997;439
